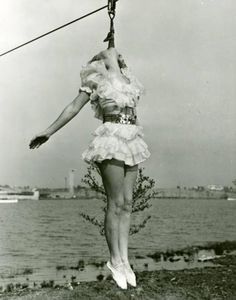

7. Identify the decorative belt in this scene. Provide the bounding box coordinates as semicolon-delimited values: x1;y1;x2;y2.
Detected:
103;107;137;125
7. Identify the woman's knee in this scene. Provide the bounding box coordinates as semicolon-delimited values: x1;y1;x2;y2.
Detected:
107;195;124;216
121;196;133;214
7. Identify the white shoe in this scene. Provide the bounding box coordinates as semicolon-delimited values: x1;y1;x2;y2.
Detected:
123;263;136;287
106;261;127;290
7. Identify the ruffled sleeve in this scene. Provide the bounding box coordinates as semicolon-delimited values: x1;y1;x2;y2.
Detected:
80;61;100;93
79;60;108;120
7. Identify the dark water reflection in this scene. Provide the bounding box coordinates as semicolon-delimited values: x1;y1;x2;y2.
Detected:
0;198;235;284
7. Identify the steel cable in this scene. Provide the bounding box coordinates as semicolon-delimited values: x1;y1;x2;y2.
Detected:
0;1;118;57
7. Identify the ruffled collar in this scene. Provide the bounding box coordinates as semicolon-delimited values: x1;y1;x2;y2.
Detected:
81;59;144;98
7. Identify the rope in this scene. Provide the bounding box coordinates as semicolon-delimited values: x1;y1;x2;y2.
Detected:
0;1;119;58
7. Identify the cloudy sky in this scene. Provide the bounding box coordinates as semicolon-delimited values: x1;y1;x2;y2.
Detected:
0;0;235;188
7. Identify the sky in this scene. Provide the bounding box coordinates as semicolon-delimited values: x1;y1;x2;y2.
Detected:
0;0;236;188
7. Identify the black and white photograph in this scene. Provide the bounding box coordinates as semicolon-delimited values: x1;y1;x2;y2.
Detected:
0;0;236;299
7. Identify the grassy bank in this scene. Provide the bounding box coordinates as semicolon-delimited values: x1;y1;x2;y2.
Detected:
1;252;236;300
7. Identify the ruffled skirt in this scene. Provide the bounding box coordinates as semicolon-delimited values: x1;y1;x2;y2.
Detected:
82;123;150;166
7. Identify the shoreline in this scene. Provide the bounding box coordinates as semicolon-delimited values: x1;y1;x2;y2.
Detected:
1;241;236;300
1;255;236;300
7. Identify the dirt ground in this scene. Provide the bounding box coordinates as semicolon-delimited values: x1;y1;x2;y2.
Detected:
1;254;236;300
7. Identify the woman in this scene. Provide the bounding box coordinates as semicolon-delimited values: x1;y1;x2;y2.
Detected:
30;47;150;289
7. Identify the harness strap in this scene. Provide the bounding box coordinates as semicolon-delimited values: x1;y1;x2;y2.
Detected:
104;0;117;48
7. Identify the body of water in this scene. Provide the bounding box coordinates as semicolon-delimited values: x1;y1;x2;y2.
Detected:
0;198;235;285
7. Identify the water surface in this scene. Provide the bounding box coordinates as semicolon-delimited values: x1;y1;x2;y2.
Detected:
0;198;235;284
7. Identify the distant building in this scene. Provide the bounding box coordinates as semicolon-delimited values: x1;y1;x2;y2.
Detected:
38;186;104;200
207;185;224;191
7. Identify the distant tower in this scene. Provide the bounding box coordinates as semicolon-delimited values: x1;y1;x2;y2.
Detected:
64;177;67;190
69;169;76;196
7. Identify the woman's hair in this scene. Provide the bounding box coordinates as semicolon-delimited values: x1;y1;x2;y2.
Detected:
117;54;127;69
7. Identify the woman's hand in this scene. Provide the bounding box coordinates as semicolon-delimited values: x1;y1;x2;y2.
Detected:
29;133;50;149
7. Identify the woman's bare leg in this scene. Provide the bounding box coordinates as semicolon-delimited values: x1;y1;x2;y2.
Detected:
119;164;138;264
98;159;125;266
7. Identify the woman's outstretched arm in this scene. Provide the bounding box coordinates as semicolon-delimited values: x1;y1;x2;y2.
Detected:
29;91;90;149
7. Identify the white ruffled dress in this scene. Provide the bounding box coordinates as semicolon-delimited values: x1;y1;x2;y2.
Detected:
80;60;150;166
